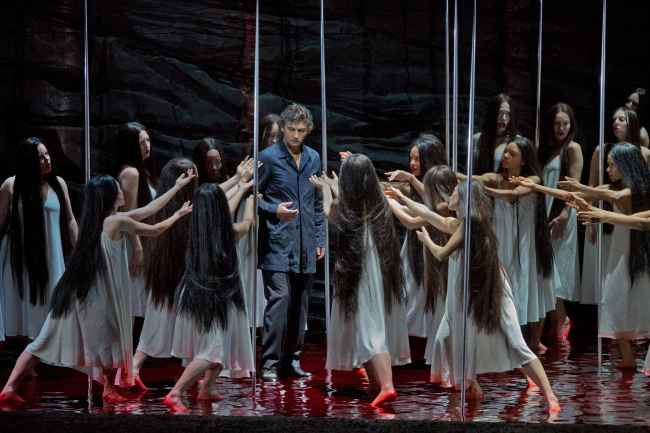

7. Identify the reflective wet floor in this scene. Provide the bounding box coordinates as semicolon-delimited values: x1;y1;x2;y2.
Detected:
2;333;650;424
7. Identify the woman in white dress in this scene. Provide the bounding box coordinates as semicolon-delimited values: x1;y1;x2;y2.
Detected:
580;107;650;304
544;142;650;369
164;183;255;412
537;103;583;339
0;170;195;403
383;134;447;339
410;179;560;412
0;138;77;345
473;93;519;174
385;165;457;363
132;158;199;390
312;154;410;407
467;137;558;351
115;122;158;320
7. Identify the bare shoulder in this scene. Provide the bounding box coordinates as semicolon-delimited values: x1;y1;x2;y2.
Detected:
0;176;15;193
117;166;139;183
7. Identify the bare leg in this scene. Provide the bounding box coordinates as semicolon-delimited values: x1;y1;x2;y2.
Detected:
164;358;212;412
0;350;40;402
22;339;38;377
555;299;573;340
362;360;379;393
197;364;224;401
522;359;561;412
531;319;548;351
465;379;484;399
615;339;637;369
102;369;127;401
364;353;396;406
544;310;558;336
132;350;149;391
519;368;537;387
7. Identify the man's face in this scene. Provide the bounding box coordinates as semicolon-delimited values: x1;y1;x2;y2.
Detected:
281;121;310;150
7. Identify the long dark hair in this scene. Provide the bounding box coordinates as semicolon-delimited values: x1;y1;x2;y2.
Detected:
406;134;446;294
249;114;282;158
193;137;229;184
143;158;198;311
456;180;504;334
602;108;642;234
176;183;245;333
538;102;579;221
422;165;456;314
474;93;518;175
5;138;73;306
497;137;554;277
115;122;156;208
608;143;650;285
333;154;404;320
49;175;119;318
629;88;647;127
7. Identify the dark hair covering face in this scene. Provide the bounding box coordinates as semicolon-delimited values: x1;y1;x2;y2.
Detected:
333;154;404;321
143;158;198;311
421;165;457;314
538;102;579;222
496;137;554;278
250;114;282;158
49;175;119;318
5;137;73;306
193;137;229;184
176;183;245;333
454;180;504;334
474;93;518;175
115;122;156;208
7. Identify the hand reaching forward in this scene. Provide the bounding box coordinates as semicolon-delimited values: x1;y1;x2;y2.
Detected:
277;201;299;221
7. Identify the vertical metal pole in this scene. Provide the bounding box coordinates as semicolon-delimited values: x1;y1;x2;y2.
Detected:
460;0;477;411
252;0;260;398
84;0;90;182
534;0;543;147
445;0;450;164
597;0;606;377
452;0;459;173
320;0;331;334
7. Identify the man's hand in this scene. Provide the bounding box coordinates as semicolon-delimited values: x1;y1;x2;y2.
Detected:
277;201;299;221
317;246;325;260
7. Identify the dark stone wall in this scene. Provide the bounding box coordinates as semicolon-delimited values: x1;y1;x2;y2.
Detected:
1;0;650;327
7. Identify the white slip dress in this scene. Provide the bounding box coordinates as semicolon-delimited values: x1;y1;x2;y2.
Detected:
598;205;650;340
125;184;157;317
171;288;254;376
430;251;538;389
1;193;66;340
542;157;580;301
492;188;559;325
326;228;411;370
136;296;177;358
401;238;431;338
26;232;134;386
580;230;612;305
235;202;266;328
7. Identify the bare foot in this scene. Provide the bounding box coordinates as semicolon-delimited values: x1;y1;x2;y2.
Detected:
533;342;549;352
615;361;637;370
0;389;26;403
547;395;562;412
133;376;149;392
102;390;127;401
557;318;573;340
197;390;224;402
356;368;366;374
465;380;484;400
164;394;188;412
370;390;397;407
526;377;538;388
364;386;380;395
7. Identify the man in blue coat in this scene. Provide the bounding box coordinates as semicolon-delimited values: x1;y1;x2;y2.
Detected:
257;103;325;382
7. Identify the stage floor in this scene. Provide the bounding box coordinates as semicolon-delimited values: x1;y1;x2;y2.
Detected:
1;333;650;425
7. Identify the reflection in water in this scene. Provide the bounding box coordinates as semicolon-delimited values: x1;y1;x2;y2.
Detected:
2;334;650;423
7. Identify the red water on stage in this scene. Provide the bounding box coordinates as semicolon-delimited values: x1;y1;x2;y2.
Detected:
2;334;650;424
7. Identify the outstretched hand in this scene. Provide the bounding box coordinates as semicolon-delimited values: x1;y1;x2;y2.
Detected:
242;158;262;182
176;168;197;188
339;151;352;162
384;186;407;203
509;176;535;189
556;176;582;192
277;201;299;221
175;201;193;217
415;227;431;243
564;192;590;212
385;170;411;182
239;178;254;191
321;171;339;195
309;174;327;190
